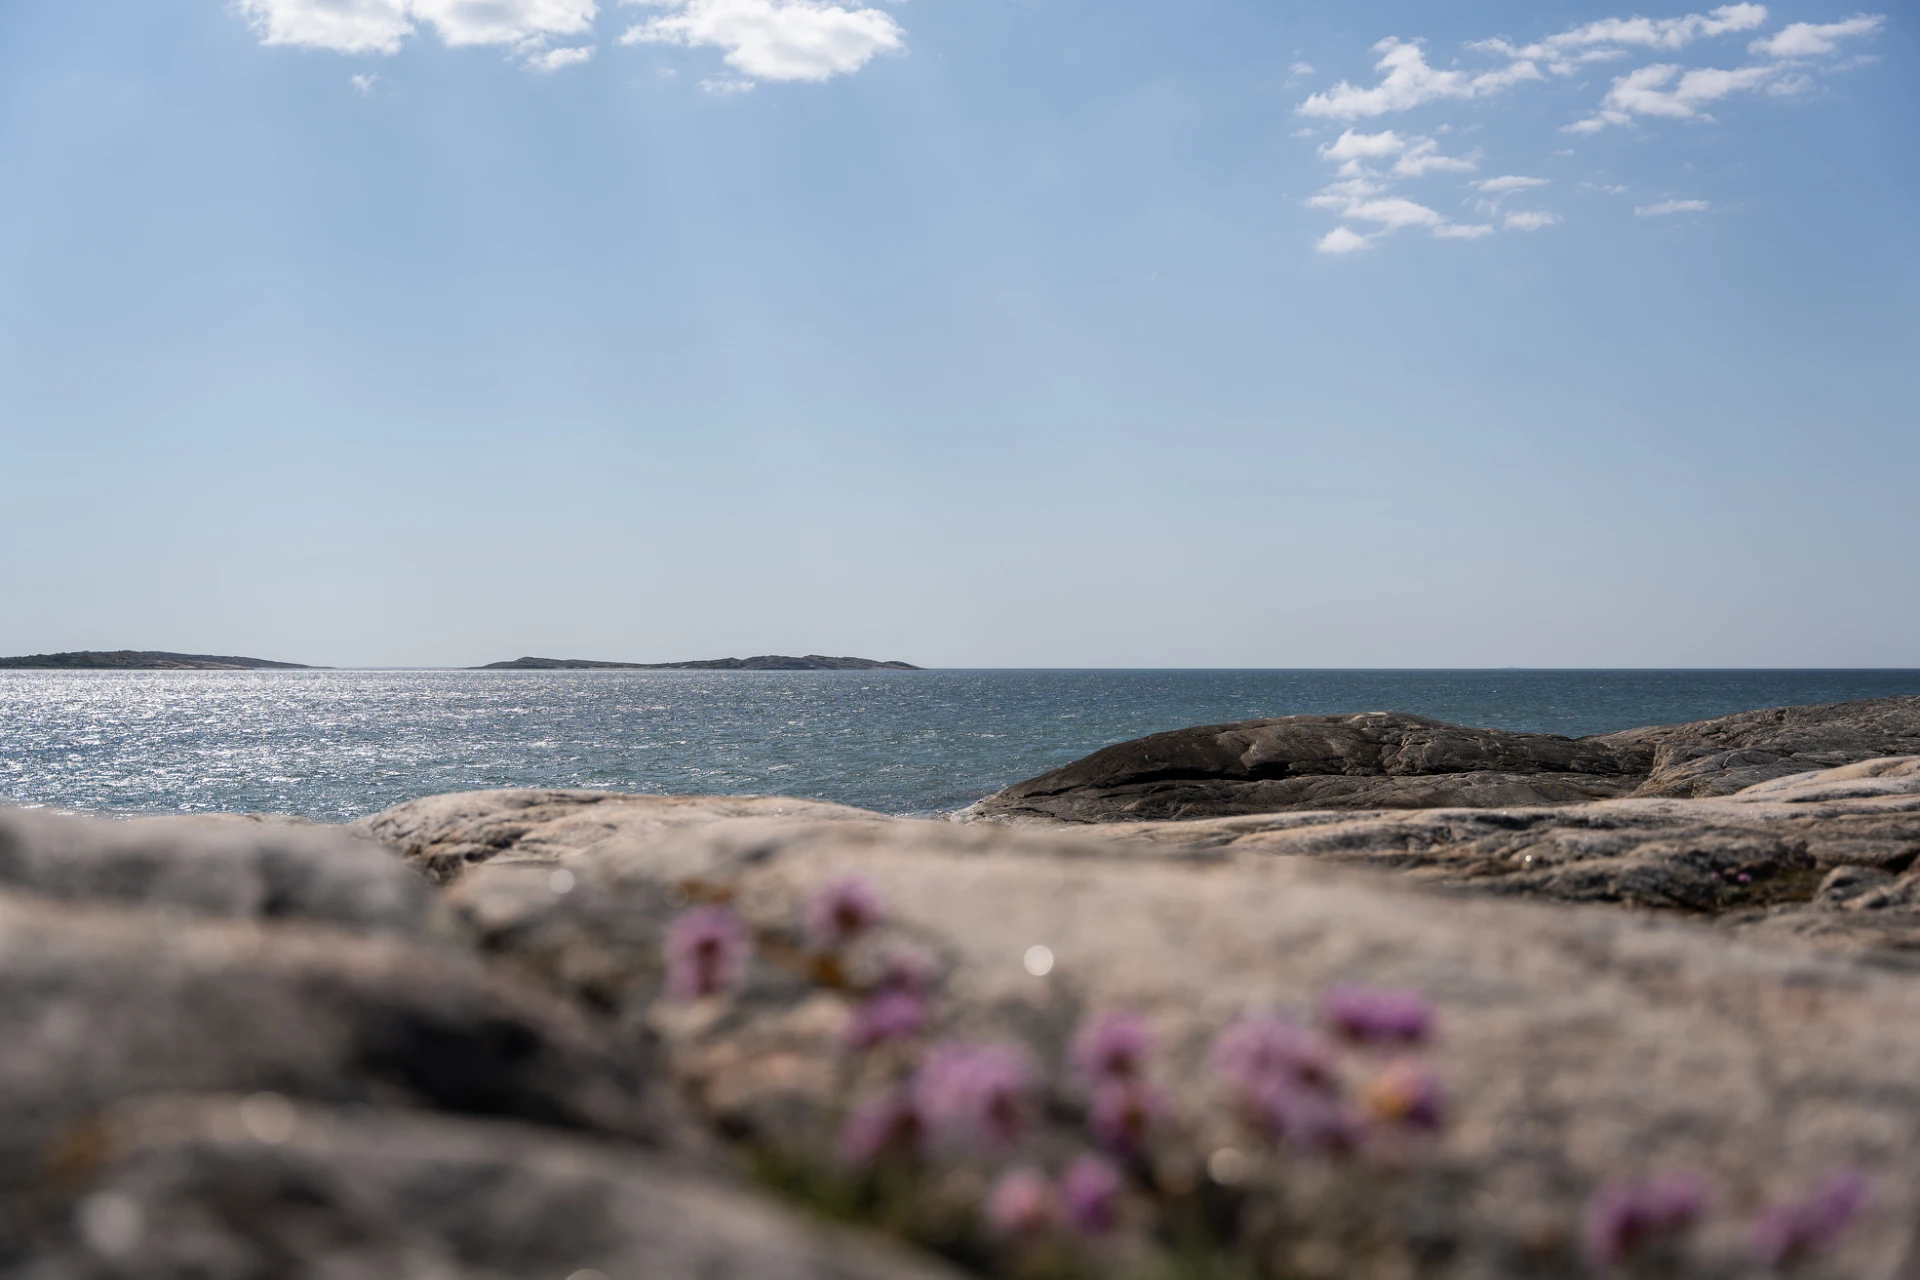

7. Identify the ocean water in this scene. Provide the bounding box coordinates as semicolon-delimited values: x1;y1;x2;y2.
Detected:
3;669;1917;822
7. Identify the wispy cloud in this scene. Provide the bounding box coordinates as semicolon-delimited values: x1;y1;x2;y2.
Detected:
1298;39;1543;120
529;45;595;71
1316;226;1374;255
1504;210;1561;230
1636;198;1712;215
1473;4;1770;73
1295;5;1887;254
620;0;903;82
1750;13;1884;58
236;0;596;55
1478;175;1548;195
350;72;380;94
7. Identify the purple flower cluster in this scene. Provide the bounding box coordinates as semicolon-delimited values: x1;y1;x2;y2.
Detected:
1321;985;1436;1047
847;989;929;1049
985;1168;1056;1238
1582;1173;1711;1268
1750;1169;1870;1267
805;875;886;951
1072;1011;1163;1156
984;1157;1124;1241
1059;1155;1123;1235
839;1089;926;1168
1071;1012;1153;1084
663;905;750;1001
1213;1014;1340;1105
917;1042;1037;1153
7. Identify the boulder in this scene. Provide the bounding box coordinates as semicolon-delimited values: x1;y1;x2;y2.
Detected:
1092;756;1920;919
354;789;886;884
963;697;1920;824
0;891;663;1189
19;1095;962;1280
355;788;1920;1277
0;809;437;938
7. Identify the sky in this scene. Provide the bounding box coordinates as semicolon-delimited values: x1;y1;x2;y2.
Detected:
0;0;1913;668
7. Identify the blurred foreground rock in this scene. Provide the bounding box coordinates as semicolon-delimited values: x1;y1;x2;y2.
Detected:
962;697;1920;823
7;713;1920;1277
371;780;1920;1276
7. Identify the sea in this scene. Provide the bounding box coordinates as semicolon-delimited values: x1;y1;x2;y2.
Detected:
3;669;1918;822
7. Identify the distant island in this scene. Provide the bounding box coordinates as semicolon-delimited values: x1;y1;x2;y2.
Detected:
0;650;315;670
477;655;922;671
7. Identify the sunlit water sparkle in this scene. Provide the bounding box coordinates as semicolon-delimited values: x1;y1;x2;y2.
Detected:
3;669;1917;821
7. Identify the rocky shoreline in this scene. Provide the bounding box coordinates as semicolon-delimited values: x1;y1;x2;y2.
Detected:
3;697;1918;1277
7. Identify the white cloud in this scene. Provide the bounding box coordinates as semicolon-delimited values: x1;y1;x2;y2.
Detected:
237;0;415;54
1570;60;1786;130
1314;129;1475;178
621;0;903;82
414;0;595;47
1478;175;1548;194
529;44;595;70
701;76;755;93
1290;61;1316;77
1433;222;1496;238
1297;38;1543;119
1318;129;1405;164
1636;198;1711;214
1316;227;1374;254
1475;4;1770;73
350;71;381;93
1393;137;1479;176
236;0;596;54
1504;210;1561;230
1750;14;1884;59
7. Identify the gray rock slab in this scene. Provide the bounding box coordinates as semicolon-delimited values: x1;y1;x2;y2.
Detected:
963;697;1920;825
356;790;1920;1277
0;891;662;1189
18;1096;960;1280
0;809;438;938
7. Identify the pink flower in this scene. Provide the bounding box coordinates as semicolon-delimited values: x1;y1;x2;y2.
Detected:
663;905;750;1001
876;944;936;995
1088;1080;1162;1157
1070;1011;1154;1086
805;875;885;951
1359;1061;1444;1132
1059;1154;1123;1236
985;1168;1056;1239
1750;1169;1870;1267
1583;1173;1712;1268
1212;1014;1339;1103
1320;985;1436;1046
846;990;928;1050
917;1042;1036;1153
838;1090;925;1168
1263;1081;1363;1156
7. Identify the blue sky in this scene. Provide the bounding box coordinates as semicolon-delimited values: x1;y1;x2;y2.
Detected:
0;0;1913;667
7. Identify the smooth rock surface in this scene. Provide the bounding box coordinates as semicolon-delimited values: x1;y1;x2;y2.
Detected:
18;1096;961;1280
964;697;1920;824
0;809;438;937
0;891;661;1188
364;788;1920;1277
355;789;886;884
1094;756;1920;919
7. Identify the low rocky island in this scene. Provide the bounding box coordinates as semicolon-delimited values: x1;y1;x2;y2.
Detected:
478;654;923;671
0;649;315;670
4;695;1919;1278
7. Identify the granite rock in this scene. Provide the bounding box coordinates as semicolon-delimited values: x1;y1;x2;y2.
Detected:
963;697;1920;825
0;809;438;938
355;788;1920;1277
18;1096;962;1280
